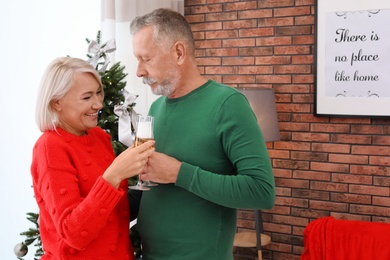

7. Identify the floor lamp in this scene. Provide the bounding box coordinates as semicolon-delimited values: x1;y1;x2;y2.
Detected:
234;88;280;260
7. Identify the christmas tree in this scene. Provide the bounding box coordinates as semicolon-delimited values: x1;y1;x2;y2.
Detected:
15;31;140;259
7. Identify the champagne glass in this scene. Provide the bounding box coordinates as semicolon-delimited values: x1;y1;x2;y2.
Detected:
129;115;154;191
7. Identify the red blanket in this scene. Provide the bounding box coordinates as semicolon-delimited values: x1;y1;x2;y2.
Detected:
301;216;390;260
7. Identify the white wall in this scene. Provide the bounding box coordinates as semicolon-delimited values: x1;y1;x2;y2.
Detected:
0;1;100;259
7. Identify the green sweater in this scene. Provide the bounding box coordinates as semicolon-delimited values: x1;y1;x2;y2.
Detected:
137;80;275;260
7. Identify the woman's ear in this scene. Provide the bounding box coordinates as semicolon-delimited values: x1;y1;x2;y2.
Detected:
51;100;62;112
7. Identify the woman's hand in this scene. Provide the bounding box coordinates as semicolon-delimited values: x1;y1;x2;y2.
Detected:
103;140;155;188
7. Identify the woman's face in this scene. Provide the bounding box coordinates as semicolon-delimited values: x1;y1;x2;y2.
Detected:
52;72;103;136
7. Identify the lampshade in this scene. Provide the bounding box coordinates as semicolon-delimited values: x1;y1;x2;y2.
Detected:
237;88;280;142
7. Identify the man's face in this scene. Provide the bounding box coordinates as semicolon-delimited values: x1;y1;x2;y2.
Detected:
132;25;179;96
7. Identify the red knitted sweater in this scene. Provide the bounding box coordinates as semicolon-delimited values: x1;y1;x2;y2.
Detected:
31;127;134;260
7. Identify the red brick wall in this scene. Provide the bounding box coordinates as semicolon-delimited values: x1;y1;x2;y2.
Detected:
185;0;390;259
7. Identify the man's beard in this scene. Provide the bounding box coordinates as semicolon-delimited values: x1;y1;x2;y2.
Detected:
142;72;178;97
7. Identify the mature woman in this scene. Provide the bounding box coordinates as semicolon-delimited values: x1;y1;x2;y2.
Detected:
31;57;154;259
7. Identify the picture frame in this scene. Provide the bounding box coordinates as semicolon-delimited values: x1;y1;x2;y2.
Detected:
315;0;390;117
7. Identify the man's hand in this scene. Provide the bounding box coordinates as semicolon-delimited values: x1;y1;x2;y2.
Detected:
140;152;182;184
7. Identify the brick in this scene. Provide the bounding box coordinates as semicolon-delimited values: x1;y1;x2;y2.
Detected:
239;27;275;37
374;177;390;187
291;151;328;162
195;39;222;48
223;38;256;47
295;0;315;5
329;154;369;164
222;57;254;65
195;57;221;65
370;156;390;166
271;214;309;226
274;45;311;55
259;17;294;27
239;47;274;56
311;143;350;154
224;1;258;11
350;204;390;217
349;184;390;196
191;21;222;31
238;9;273;19
223;75;256;84
350;165;390;176
292;189;330;200
274;7;312;17
273;252;301;260
275;177;310;188
332;134;372;145
193;31;205;40
352;145;390;156
274;65;311;74
206;0;232;3
204;66;237;74
268;149;291;159
330;212;371;222
190;4;223;14
293;35;315;44
266;205;292;215
310;123;350;133
264;222;292;234
310;200;348;212
292;74;314;83
205;12;237;21
186;0;207;5
294;15;315;25
373;136;390;146
223;19;257;30
238;66;274;74
310;162;349;173
332;173;372;185
372;216;390;223
278;103;311;113
275;26;312;36
256;55;291;65
276;197;309;207
276;187;292;196
292;55;314;64
330;117;371;124
373;196;390;207
292;93;313;103
293;170;330;181
205;29;238;39
272;233;298;245
331;193;371;204
274;141;310;151
351;125;387;135
256;36;292;46
291;208;330;219
186;14;205;23
310;181;348;192
205;47;238;56
258;0;295;8
256;74;292;84
291;113;329;121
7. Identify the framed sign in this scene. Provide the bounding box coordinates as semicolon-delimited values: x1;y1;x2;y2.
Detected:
315;0;390;117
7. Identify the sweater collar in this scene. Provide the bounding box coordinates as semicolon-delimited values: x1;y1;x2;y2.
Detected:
53;127;96;145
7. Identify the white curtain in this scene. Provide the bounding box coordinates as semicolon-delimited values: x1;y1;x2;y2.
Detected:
100;0;184;116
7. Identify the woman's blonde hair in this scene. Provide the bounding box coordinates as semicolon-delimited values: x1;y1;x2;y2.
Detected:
35;57;102;132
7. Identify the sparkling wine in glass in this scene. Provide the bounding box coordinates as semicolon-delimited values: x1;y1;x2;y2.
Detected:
129;115;154;191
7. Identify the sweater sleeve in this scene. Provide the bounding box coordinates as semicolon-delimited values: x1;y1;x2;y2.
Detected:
32;136;125;250
176;92;276;210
